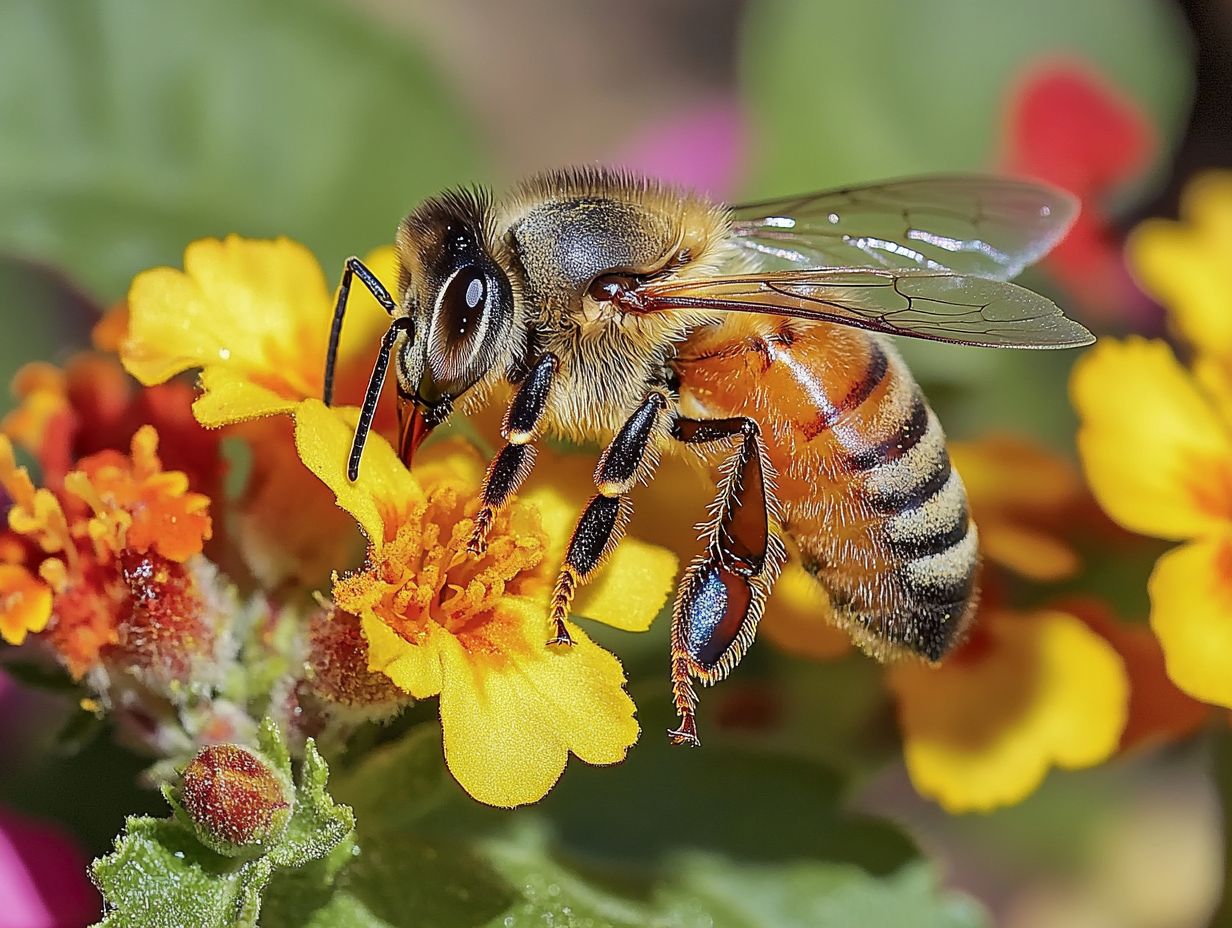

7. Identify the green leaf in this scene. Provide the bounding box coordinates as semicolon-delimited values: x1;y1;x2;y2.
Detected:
92;817;272;928
741;0;1192;193
666;857;987;928
326;720;987;928
0;0;481;301
270;740;356;869
93;723;355;927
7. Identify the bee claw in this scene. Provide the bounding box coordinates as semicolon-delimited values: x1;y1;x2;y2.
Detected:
546;618;574;648
668;714;700;747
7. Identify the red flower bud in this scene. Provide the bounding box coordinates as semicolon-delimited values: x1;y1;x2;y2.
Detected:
179;744;291;854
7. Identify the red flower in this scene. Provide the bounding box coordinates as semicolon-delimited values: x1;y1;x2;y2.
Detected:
1000;59;1157;325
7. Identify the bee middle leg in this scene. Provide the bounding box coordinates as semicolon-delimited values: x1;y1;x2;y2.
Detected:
546;391;670;646
668;416;784;746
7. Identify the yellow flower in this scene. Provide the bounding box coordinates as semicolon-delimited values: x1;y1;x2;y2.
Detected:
1129;173;1232;361
888;608;1127;813
294;400;677;807
118;236;399;587
1074;174;1232;708
949;436;1083;582
885;437;1128;811
121;235;396;426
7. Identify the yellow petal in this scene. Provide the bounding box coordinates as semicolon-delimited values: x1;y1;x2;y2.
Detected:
193;366;298;427
520;453;599;567
573;538;677;632
1072;338;1232;540
437;598;639;807
0;564;52;645
362;613;445;698
760;560;851;660
520;463;679;632
1148;536;1232;707
294;399;421;546
979;524;1079;583
125;237;324;388
123;236;397;417
1129;173;1232;360
889;610;1128;813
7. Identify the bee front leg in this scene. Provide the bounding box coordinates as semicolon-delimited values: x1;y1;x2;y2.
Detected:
468;353;559;556
547;392;670;646
669;416;784;746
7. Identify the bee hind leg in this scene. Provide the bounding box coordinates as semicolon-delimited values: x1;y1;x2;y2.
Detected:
546;391;670;646
669;416;784;746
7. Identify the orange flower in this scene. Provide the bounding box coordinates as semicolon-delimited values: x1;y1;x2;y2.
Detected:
3;353;222;500
0;428;213;676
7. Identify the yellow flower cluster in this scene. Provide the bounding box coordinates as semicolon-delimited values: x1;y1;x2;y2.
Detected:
1074;173;1232;709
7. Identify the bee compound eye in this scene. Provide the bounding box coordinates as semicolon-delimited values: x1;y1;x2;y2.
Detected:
439;264;488;343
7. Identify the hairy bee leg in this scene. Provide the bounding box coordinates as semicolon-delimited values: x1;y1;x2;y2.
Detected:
547;392;669;646
468;353;559;556
324;256;398;407
668;416;782;746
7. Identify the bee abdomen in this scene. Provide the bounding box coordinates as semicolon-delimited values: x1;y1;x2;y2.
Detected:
836;388;979;661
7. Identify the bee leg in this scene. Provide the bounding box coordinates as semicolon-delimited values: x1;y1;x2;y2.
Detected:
468;353;559;556
668;416;783;746
324;256;398;406
547;392;670;646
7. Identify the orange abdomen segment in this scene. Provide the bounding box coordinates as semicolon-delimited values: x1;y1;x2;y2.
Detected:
673;317;978;661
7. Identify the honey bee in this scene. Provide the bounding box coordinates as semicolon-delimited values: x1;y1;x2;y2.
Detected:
323;168;1091;745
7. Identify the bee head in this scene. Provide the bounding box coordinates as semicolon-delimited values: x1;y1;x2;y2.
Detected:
392;189;517;463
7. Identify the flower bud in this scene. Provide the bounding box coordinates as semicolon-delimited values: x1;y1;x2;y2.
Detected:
179;744;292;855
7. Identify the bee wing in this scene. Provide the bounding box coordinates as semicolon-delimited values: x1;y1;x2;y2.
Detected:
636;269;1094;349
728;175;1078;280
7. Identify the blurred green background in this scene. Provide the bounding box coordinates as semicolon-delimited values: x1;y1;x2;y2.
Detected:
1;1;1227;926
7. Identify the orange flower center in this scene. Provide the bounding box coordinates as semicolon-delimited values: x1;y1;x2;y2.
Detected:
335;481;550;647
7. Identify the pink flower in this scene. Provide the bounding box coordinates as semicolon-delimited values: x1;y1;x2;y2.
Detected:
0;808;98;928
612;98;747;198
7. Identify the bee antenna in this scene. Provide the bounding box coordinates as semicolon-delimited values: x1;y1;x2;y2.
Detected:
348;316;414;482
325;257;399;407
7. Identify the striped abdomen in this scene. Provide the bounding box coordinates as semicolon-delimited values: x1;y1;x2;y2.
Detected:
674;317;978;661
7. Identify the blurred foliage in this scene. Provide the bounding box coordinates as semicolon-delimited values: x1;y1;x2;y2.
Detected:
312;722;987;928
0;0;480;303
740;0;1194;450
741;0;1192;193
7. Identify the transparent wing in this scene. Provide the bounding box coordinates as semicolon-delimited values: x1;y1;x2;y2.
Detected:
636;269;1094;349
728;175;1077;280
